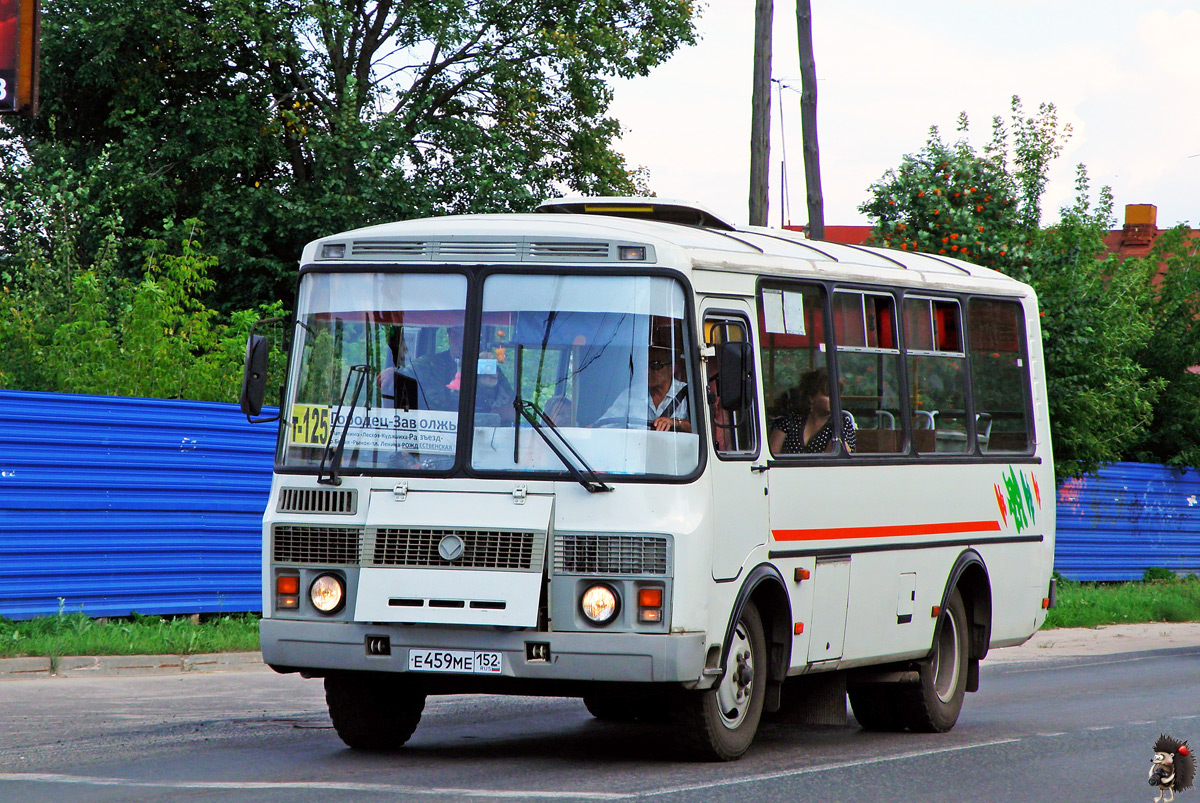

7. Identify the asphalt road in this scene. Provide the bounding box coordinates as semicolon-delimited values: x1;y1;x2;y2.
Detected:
3;648;1199;802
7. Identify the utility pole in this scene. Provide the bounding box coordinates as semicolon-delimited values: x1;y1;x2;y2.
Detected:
796;0;823;239
748;0;772;226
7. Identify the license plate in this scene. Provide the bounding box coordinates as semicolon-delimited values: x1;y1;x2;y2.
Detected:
408;649;503;674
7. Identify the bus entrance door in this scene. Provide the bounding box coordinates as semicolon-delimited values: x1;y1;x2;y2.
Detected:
702;305;768;582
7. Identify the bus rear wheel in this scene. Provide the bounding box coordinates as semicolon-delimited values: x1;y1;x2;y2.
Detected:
325;673;426;749
847;684;906;731
848;588;969;733
670;601;766;761
898;588;968;732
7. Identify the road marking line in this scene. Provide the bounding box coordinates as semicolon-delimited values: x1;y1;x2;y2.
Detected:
634;738;1022;798
1036;732;1067;737
0;775;625;799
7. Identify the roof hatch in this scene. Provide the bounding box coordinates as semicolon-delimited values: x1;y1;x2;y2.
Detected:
535;196;737;231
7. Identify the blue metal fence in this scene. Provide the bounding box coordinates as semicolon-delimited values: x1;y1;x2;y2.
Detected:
1056;462;1200;581
0;390;277;620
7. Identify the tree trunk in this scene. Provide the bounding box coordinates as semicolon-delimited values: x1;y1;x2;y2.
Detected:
796;0;823;239
749;0;773;227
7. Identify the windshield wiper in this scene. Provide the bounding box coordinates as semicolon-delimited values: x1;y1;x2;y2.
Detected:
515;398;613;494
318;363;369;486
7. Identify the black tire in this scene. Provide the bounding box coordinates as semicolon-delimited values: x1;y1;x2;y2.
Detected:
324;673;426;750
847;683;906;731
583;689;671;723
897;588;969;732
670;601;767;761
583;694;641;722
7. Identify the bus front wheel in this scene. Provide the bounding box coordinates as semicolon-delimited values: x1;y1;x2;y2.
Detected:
325;673;426;749
670;601;766;761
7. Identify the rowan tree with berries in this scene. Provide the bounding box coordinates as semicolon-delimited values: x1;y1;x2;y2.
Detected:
860;96;1162;479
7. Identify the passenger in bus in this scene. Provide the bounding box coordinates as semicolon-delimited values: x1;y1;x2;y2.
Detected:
542;394;574;427
597;346;691;432
407;327;513;420
408;325;465;410
377;327;418;410
768;368;855;454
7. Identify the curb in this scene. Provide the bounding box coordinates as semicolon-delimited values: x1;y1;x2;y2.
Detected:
0;651;266;681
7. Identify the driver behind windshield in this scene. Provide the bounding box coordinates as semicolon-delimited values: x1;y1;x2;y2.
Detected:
598;345;691;432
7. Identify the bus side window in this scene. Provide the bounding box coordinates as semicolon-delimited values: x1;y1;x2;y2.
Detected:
969;299;1033;453
904;297;968;454
704;316;758;456
758;284;834;457
832;290;901;455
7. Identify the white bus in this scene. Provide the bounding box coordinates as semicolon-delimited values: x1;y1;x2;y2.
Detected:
241;197;1055;761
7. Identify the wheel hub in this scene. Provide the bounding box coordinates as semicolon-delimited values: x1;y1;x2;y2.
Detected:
716;626;755;729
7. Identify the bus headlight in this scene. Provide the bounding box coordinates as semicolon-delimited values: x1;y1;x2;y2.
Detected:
580;584;619;625
310;574;345;614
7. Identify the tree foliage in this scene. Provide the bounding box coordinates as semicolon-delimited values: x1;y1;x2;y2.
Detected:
1127;228;1200;469
860;97;1163;478
2;0;697;309
0;210;284;401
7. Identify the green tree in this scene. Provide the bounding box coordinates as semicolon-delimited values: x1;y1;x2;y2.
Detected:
1029;171;1161;476
1127;227;1200;469
0;215;284;402
859;97;1160;478
859;98;1072;272
2;0;698;310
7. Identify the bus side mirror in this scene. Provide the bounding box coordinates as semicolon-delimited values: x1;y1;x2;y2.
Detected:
240;334;270;417
717;342;753;412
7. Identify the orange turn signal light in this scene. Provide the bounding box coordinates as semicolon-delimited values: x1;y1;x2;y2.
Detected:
637;586;664;623
638;588;663;608
277;575;300;595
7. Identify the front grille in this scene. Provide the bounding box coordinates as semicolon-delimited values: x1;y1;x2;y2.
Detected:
273;525;362;565
277;488;357;515
555;534;670;576
370;528;538;570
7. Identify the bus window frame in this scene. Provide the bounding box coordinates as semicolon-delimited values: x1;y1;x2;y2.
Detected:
280;262;709;485
757;276;1041;468
899;293;974;456
963;294;1037;456
757;278;857;463
702;309;761;462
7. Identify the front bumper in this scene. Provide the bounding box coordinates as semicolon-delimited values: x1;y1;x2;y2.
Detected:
261;618;706;684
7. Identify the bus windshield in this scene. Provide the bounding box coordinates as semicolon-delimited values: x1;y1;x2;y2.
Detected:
279;271;699;479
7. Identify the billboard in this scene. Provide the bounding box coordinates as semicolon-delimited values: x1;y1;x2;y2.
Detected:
0;0;36;114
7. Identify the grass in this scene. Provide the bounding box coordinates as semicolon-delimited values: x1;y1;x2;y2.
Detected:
1042;573;1200;629
0;610;261;659
3;574;1200;658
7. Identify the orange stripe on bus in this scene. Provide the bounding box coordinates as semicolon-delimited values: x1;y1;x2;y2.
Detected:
772;520;1002;542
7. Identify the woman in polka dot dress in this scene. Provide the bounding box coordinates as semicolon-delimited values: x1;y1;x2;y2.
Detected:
768;368;856;455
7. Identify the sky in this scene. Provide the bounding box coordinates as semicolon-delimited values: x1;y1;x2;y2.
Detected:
608;0;1200;231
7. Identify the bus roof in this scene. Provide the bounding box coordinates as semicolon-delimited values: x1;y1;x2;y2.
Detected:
301;198;1028;295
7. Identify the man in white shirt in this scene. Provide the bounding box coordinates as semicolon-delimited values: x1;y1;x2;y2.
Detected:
598;347;691;432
